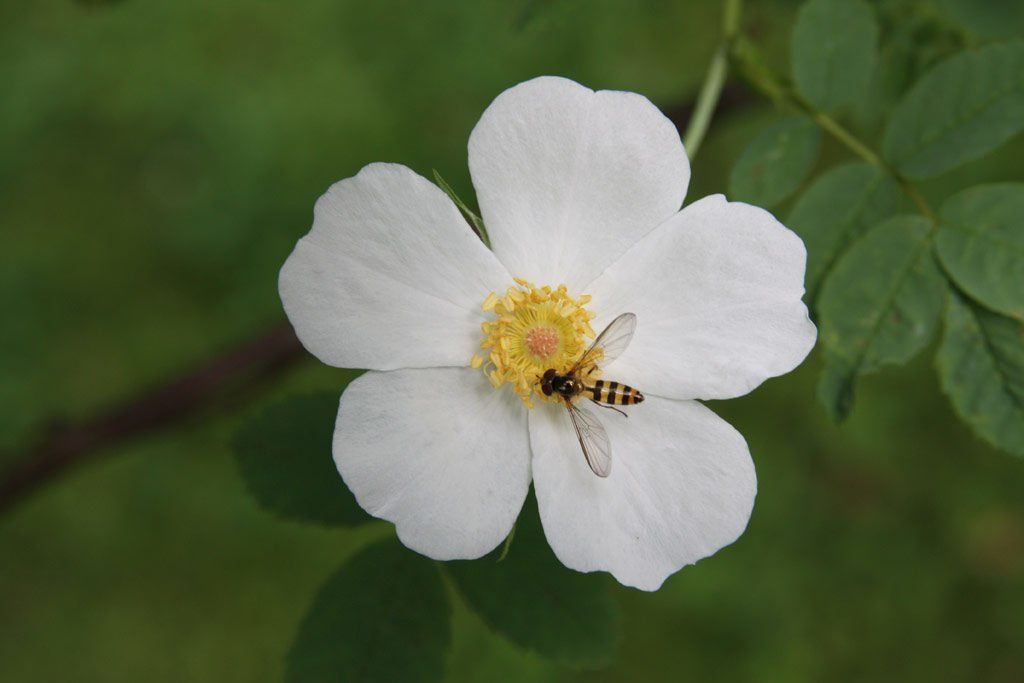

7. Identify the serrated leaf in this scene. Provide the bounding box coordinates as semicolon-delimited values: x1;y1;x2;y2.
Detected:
287;539;451;683
446;491;620;668
936;183;1024;321
818;215;946;389
937;292;1024;456
791;0;878;111
787;162;904;297
232;391;369;526
883;41;1024;179
728;116;821;208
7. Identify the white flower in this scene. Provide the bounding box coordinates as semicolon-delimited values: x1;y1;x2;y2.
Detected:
279;76;816;591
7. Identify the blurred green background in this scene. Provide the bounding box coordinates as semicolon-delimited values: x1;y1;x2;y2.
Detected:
3;0;1023;680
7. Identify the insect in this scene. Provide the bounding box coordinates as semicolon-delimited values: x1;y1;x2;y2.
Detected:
539;312;643;478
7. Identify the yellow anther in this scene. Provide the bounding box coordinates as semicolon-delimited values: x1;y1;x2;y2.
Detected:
481;292;500;311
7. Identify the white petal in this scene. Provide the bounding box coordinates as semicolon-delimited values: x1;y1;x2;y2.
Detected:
529;397;755;591
279;163;511;370
469;76;689;291
334;367;531;560
587;195;816;400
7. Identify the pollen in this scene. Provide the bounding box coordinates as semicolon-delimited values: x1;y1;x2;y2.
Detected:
474;278;596;408
525;327;559;357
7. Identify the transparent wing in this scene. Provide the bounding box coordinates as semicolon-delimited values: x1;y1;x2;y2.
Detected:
565;399;612;478
571;312;637;374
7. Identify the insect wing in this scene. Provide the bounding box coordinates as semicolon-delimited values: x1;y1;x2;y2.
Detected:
571;312;637;374
565;400;612;477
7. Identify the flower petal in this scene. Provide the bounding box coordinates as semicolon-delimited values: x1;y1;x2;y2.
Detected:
279;163;511;371
334;367;531;560
587;195;816;400
469;76;689;292
529;397;755;591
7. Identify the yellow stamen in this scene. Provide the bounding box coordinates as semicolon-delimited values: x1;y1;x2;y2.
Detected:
474;279;596;407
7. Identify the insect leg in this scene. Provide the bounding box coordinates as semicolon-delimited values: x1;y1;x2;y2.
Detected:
589;399;628;418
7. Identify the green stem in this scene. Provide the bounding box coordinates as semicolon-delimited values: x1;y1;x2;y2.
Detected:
805;110;882;167
808;109;939;224
684;47;728;159
896;180;940;225
800;107;938;222
683;0;743;159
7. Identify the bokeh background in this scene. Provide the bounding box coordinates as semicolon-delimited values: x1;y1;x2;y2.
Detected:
3;0;1023;681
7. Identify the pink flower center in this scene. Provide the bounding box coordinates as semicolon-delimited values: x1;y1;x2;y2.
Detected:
524;327;559;358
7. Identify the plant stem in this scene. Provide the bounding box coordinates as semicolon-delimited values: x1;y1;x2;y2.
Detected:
722;0;741;35
897;179;940;224
807;109;939;223
684;0;743;159
805;110;882;167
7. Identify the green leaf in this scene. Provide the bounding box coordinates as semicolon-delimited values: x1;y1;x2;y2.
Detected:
791;0;878;111
936;183;1024;321
817;353;857;423
787;162;904;297
882;41;1024;179
937;292;1024;457
852;25;916;132
446;491;620;668
232;391;370;526
818;216;946;415
287;539;451;683
728;116;821;208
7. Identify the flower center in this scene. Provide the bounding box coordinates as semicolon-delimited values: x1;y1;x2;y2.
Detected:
472;278;596;408
524;327;560;357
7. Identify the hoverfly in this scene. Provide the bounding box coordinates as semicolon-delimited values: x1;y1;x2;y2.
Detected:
539;312;643;478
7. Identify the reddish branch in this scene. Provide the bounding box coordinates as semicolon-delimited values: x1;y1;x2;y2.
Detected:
0;86;753;516
0;324;303;514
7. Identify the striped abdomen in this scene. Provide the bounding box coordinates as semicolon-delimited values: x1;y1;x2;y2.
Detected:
588;379;644;406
